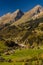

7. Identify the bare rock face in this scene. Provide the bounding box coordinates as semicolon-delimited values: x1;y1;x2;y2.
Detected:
31;5;43;20
0;5;43;25
12;5;43;25
26;5;43;18
0;9;24;25
32;5;43;16
0;5;43;27
11;9;24;21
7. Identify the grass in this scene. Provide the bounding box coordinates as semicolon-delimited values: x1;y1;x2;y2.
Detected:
0;49;43;65
0;62;23;65
0;40;43;65
2;49;43;59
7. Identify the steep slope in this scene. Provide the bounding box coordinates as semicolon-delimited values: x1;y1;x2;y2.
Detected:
0;5;43;49
0;9;24;30
0;13;43;46
0;9;24;25
12;5;43;25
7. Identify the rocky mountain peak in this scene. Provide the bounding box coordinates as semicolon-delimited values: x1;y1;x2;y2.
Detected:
33;5;43;14
10;9;24;22
0;9;24;24
14;9;22;13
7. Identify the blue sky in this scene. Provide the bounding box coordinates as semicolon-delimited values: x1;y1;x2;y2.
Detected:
0;0;43;16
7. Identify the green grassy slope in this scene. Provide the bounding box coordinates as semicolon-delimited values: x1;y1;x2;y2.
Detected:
0;49;43;65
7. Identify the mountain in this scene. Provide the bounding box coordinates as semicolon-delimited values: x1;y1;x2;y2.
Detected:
0;5;43;49
12;5;43;25
0;5;43;25
0;9;24;25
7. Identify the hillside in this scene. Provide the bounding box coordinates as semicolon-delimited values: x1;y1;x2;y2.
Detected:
12;5;43;25
0;9;24;25
0;5;43;50
0;4;43;65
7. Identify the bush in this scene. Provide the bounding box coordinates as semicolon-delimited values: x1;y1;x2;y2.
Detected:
5;40;16;47
5;40;19;49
